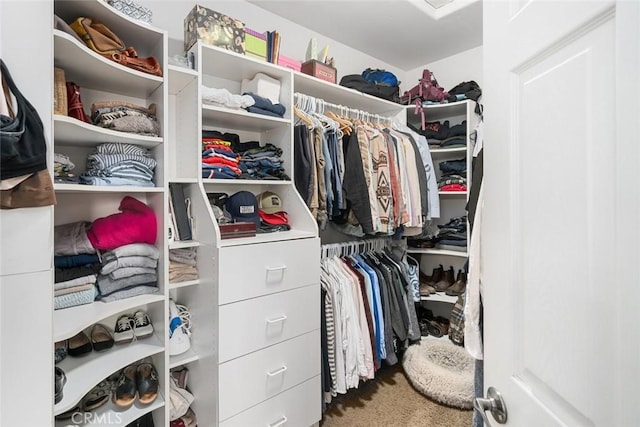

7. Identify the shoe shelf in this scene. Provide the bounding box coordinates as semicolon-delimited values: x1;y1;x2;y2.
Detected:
407;248;468;258
54;294;166;342
169;279;201;291
168;240;201;250
202;104;291;132
169;348;200;369
54;115;163;148
55;394;165;427
438;191;468;196
54;31;163;99
420;293;458;304
430;147;467;154
54;334;164;415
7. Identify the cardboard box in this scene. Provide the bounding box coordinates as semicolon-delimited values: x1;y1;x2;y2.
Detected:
245;28;267;60
301;59;336;84
184;5;245;54
277;55;302;72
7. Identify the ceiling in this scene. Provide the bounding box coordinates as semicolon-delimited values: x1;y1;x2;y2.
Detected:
246;0;483;71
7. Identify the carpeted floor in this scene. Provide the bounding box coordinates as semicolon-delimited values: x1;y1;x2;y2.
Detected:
320;364;473;427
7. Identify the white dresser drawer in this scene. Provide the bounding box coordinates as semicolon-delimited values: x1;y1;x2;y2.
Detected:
218;238;320;304
220;376;321;427
219;285;320;363
218;330;321;421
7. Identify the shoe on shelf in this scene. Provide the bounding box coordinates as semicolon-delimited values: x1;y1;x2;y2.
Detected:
426;265;444;287
170;366;189;390
55;340;68;364
169;300;192;356
446;270;467;296
136;362;159;405
55;367;66;404
82;379;111;411
91;323;115;352
114;314;135;344
68;331;92;357
435;316;450;335
132;310;154;339
433;265;455;292
113;365;137;408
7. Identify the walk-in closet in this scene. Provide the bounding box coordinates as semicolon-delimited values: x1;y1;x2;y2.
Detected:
1;1;638;427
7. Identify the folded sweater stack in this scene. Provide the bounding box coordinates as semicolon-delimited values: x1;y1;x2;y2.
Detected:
169;247;198;284
97;243;159;302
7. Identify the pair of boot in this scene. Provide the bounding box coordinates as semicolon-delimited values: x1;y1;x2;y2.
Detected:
421;265;467;296
418;308;450;338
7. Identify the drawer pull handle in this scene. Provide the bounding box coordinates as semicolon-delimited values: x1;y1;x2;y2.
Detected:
266;315;288;324
266;265;287;272
267;365;288;377
267;416;288;427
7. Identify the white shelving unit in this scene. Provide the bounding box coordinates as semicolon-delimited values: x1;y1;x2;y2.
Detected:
51;2;169;426
406;100;479;328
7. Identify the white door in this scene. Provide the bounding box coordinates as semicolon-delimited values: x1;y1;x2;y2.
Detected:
482;1;640;426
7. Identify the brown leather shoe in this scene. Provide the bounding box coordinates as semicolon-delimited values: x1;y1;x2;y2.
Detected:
426;265;444;286
435;316;450;335
446;270;467;296
434;266;455;292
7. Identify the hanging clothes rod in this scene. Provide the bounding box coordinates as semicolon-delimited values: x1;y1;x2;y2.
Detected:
294;92;394;125
320;237;391;259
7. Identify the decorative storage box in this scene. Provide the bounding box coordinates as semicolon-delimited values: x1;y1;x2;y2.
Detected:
301;59;336;83
245;28;267;61
108;0;152;24
277;55;302;72
184;5;245;53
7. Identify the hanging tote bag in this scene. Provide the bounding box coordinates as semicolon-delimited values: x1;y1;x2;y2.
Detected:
0;59;56;209
0;59;48;180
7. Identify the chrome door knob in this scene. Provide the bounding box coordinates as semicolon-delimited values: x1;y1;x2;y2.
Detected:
473;386;508;425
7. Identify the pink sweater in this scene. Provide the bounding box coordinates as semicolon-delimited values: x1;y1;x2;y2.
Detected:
88;196;157;250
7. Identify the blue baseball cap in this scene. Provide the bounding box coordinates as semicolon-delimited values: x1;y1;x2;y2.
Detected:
224;191;260;226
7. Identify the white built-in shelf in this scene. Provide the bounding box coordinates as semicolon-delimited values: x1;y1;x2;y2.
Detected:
54;334;164;415
202;104;290;131
430;147;467;154
54;294;166;342
169;348;200;369
202;179;291;186
406;100;471;122
168;240;201;249
168;64;198;96
169;279;201;290
420;292;458;304
53;31;163;99
54;115;163;148
199;43;292;86
293;71;403;115
54;183;164;193
55;395;164;427
54;0;165;52
407;248;468;258
220;229;317;247
439;191;468;196
169;177;199;184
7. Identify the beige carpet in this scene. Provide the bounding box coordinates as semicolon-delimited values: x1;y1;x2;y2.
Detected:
320;365;473;427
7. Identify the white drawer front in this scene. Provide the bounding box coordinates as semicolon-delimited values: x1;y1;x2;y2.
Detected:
219;285;320;363
218;238;320;304
220;376;321;427
219;330;321;421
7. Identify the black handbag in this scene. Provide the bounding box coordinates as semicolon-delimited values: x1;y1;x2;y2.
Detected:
1;59;48;180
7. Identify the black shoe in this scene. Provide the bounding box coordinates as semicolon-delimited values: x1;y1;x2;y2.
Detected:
136;363;158;405
113;365;137;408
68;331;92;357
55;367;66;404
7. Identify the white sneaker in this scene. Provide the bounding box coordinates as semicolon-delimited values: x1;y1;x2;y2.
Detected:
169;300;191;356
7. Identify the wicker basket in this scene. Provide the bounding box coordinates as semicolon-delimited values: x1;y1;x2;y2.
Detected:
53;67;67;116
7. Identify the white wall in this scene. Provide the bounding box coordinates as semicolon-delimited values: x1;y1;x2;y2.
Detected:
137;0;405;82
403;45;483;93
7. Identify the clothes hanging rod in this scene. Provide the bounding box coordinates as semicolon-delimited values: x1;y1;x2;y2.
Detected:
294;92;395;124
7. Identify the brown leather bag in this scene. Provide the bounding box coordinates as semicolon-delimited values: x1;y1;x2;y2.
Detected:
69;17;162;77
